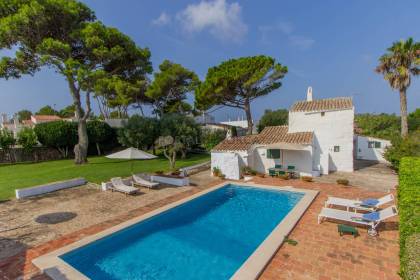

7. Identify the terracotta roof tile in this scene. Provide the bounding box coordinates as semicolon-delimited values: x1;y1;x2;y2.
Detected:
212;125;313;151
212;135;258;151
290;97;353;112
258;126;313;145
33;115;62;121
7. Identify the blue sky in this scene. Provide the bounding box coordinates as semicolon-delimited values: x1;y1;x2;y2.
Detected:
1;0;419;122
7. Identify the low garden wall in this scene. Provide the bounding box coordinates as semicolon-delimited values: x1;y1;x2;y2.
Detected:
15;178;87;199
398;157;420;280
0;147;63;164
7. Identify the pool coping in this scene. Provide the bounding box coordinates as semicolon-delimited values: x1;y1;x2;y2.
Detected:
32;181;318;280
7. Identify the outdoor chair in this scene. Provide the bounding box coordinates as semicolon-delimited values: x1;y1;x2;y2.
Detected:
133;174;159;189
325;194;394;212
269;169;277;177
110;177;139;195
318;205;398;236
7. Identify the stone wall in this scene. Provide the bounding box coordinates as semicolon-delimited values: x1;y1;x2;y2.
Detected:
0;147;64;164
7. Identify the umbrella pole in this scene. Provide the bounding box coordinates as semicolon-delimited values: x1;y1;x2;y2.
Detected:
131;160;133;174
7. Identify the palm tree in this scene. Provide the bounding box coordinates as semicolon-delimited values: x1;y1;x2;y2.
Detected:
376;38;420;137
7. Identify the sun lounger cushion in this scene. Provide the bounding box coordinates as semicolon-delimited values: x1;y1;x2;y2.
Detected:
362;212;380;222
360;198;379;207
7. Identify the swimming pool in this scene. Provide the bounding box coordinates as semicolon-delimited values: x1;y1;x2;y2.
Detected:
33;183;317;280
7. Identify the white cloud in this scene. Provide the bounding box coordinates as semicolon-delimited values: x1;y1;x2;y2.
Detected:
152;12;171;26
177;0;247;42
258;21;314;50
289;35;315;50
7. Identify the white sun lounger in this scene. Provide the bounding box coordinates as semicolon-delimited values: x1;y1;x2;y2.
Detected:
325;194;394;212
132;174;159;189
318;205;398;236
110;177;138;195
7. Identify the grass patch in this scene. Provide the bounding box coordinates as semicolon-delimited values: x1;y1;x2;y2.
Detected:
398;157;420;279
0;153;209;200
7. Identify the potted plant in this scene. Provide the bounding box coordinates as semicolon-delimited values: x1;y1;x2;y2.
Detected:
336;179;350;186
212;167;221;177
301;176;313;182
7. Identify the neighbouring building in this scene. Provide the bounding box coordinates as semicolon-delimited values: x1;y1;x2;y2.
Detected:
194;112;215;124
355;135;391;162
30;115;62;125
211;87;357;179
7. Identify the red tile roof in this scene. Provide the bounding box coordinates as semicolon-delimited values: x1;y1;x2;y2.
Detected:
32;115;62;121
212;125;313;151
290;97;353;112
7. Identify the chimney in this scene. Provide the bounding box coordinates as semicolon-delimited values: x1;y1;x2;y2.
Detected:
306;86;313;102
13;114;19;127
1;113;8;124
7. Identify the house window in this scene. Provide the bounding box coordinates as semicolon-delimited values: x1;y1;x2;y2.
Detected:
368;141;381;148
267;149;281;159
334;146;340;152
321;112;325;117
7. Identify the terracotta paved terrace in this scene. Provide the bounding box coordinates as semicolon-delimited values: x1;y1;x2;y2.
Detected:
0;178;400;280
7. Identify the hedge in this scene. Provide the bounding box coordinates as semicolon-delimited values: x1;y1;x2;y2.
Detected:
398;157;420;279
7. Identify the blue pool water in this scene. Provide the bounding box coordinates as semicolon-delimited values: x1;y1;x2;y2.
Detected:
61;184;303;280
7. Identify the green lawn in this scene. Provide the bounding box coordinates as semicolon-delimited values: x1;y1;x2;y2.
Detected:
0;153;210;200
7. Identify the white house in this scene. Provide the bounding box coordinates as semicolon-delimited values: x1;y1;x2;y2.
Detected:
211;87;355;179
355;135;391;162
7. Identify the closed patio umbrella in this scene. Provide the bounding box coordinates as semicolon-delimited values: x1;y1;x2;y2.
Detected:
106;147;157;173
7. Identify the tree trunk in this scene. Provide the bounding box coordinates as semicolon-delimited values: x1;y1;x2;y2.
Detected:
400;89;409;137
74;119;89;164
181;149;187;159
244;99;253;135
96;142;101;156
171;150;177;170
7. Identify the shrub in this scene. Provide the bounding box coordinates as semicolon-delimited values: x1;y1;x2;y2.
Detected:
336;179;350;186
0;128;15;150
405;233;420;280
212;167;221;177
241;166;257;176
384;131;420;170
87;120;116;155
279;174;290;180
301;176;313;182
118;115;160;150
0;128;16;162
399;157;420;279
34;121;77;157
257;109;288;133
155;170;164;175
201;128;226;151
17;127;38;153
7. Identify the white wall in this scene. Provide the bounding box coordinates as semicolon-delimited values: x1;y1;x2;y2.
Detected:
251;146;314;176
356;136;391;162
288;108;354;173
211;151;248;180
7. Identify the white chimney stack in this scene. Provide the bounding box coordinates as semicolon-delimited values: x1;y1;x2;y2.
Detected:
307;86;313;102
1;113;8;124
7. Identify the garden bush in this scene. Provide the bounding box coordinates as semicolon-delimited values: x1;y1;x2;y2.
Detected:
384;131;420;170
34;121;77;157
17;127;38;153
398;157;420;279
87;120;117;155
200;128;226;151
336;178;350;186
301;176;313;182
